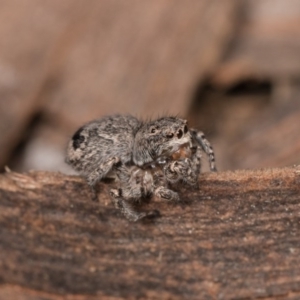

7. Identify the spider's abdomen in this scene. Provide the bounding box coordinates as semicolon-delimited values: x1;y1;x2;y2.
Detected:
66;115;141;175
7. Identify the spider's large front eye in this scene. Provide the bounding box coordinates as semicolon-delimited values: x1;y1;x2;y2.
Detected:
166;133;174;138
177;129;183;139
184;125;188;133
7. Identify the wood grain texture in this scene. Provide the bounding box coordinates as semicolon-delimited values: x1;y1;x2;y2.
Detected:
1;167;300;299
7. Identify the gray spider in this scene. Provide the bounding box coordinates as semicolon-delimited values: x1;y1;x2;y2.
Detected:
66;115;216;221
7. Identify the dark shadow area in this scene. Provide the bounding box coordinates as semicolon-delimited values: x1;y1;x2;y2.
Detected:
187;78;274;170
4;111;45;172
188;78;272;134
225;80;272;96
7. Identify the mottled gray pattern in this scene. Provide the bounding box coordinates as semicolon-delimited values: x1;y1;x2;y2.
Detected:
66;115;216;221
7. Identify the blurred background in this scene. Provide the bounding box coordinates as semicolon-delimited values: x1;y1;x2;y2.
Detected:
0;0;300;174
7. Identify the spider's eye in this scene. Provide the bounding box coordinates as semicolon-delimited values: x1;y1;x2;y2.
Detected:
150;127;156;133
177;129;183;139
166;133;174;138
184;125;188;133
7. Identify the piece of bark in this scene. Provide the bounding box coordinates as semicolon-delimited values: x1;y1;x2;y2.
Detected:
43;0;237;128
188;83;300;171
211;0;300;88
1;167;300;299
0;0;86;168
2;0;238;171
188;0;300;172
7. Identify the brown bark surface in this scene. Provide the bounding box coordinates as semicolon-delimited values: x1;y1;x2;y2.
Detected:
1;167;300;299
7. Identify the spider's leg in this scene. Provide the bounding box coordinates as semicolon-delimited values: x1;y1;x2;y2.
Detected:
152;169;180;202
110;188;159;222
115;165;154;200
154;186;180;202
190;129;217;172
111;165;159;221
86;156;120;201
164;159;198;187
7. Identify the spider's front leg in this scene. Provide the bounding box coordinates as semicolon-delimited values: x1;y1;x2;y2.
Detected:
152;168;180;202
110;164;159;222
190;129;217;172
110;188;159;222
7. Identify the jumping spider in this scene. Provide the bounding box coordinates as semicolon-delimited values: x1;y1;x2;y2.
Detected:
66;115;216;221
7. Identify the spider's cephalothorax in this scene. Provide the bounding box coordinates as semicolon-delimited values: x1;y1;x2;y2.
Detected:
133;117;191;166
66;115;216;221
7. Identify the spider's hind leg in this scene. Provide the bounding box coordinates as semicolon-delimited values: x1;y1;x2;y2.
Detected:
87;156;120;201
191;129;217;172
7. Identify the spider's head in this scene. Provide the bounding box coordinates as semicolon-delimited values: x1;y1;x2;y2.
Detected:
133;117;191;167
